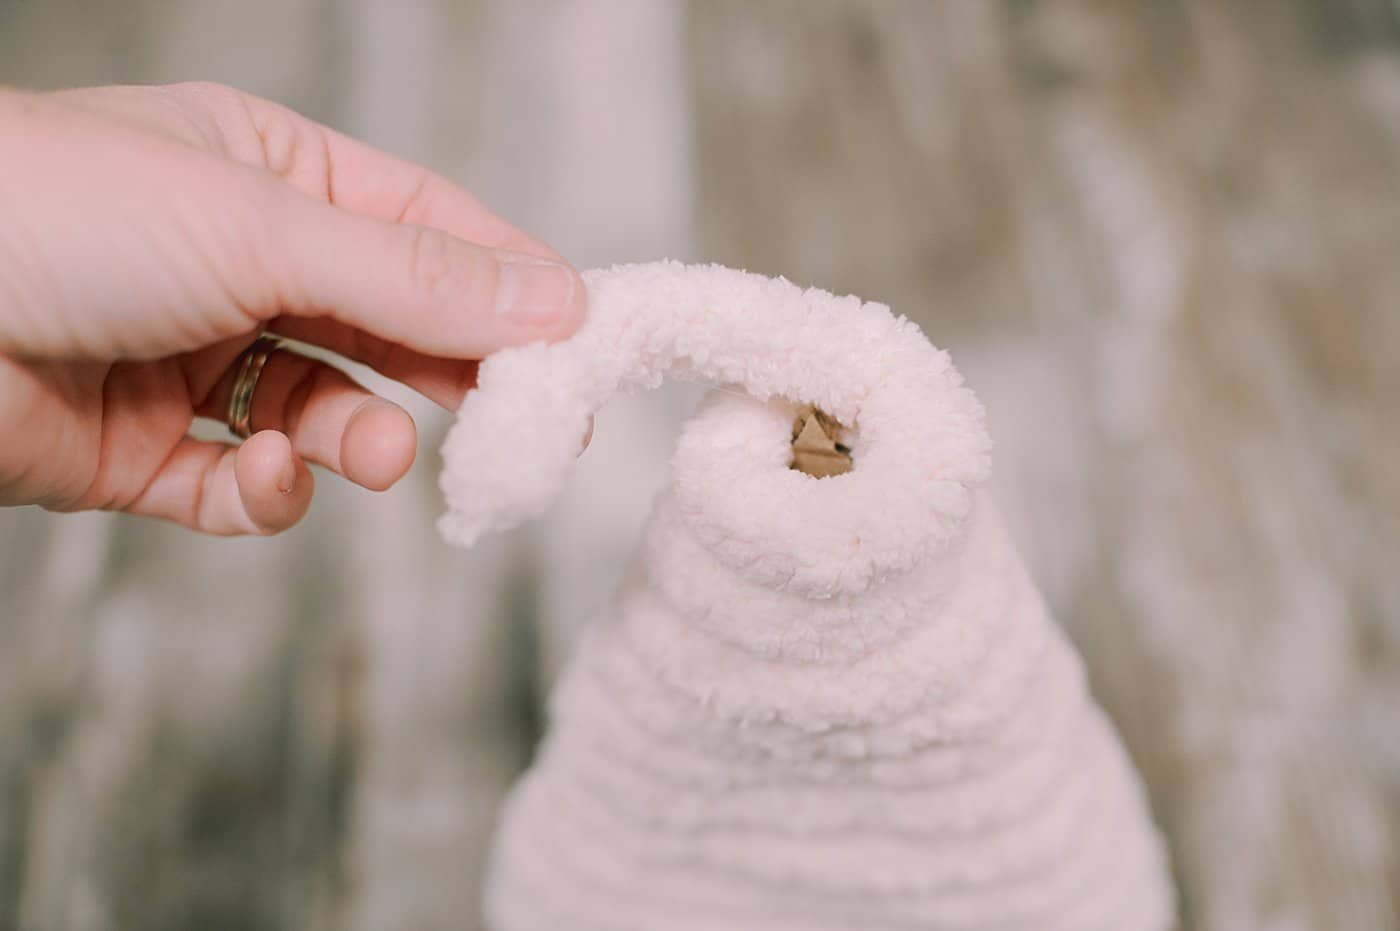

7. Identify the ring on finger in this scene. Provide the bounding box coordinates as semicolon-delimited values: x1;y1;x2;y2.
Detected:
226;335;282;439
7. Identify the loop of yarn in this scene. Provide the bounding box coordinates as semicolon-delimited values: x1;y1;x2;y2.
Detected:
439;260;991;597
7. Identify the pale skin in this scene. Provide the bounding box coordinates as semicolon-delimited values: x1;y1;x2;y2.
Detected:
0;82;587;535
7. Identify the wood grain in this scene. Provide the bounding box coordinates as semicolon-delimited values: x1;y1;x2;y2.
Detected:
1;1;1397;928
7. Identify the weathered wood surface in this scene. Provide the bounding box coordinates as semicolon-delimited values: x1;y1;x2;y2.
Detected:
2;2;1397;929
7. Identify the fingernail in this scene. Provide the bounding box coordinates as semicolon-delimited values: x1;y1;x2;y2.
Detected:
277;458;296;495
495;258;577;323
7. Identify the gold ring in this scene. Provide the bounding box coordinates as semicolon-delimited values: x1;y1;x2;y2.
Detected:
226;335;281;439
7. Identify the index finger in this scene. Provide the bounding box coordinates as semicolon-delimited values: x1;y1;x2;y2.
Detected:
188;82;559;259
320;125;560;259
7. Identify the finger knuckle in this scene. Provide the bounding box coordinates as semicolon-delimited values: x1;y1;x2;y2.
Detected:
404;226;467;303
164;80;243;112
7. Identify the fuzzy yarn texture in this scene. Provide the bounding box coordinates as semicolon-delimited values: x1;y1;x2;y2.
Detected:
439;261;1174;930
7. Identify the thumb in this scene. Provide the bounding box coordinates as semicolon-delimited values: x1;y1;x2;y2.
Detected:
266;189;586;359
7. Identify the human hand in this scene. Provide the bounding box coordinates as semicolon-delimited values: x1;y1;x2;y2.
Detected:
0;82;585;535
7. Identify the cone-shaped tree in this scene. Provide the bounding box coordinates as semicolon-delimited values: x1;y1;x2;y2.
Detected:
440;262;1173;931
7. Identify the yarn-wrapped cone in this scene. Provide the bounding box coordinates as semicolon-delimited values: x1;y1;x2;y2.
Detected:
438;262;1174;930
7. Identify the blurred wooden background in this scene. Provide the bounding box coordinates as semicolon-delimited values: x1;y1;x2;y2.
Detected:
1;2;1397;929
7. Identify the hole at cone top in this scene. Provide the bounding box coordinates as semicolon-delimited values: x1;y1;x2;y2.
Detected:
790;406;854;478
